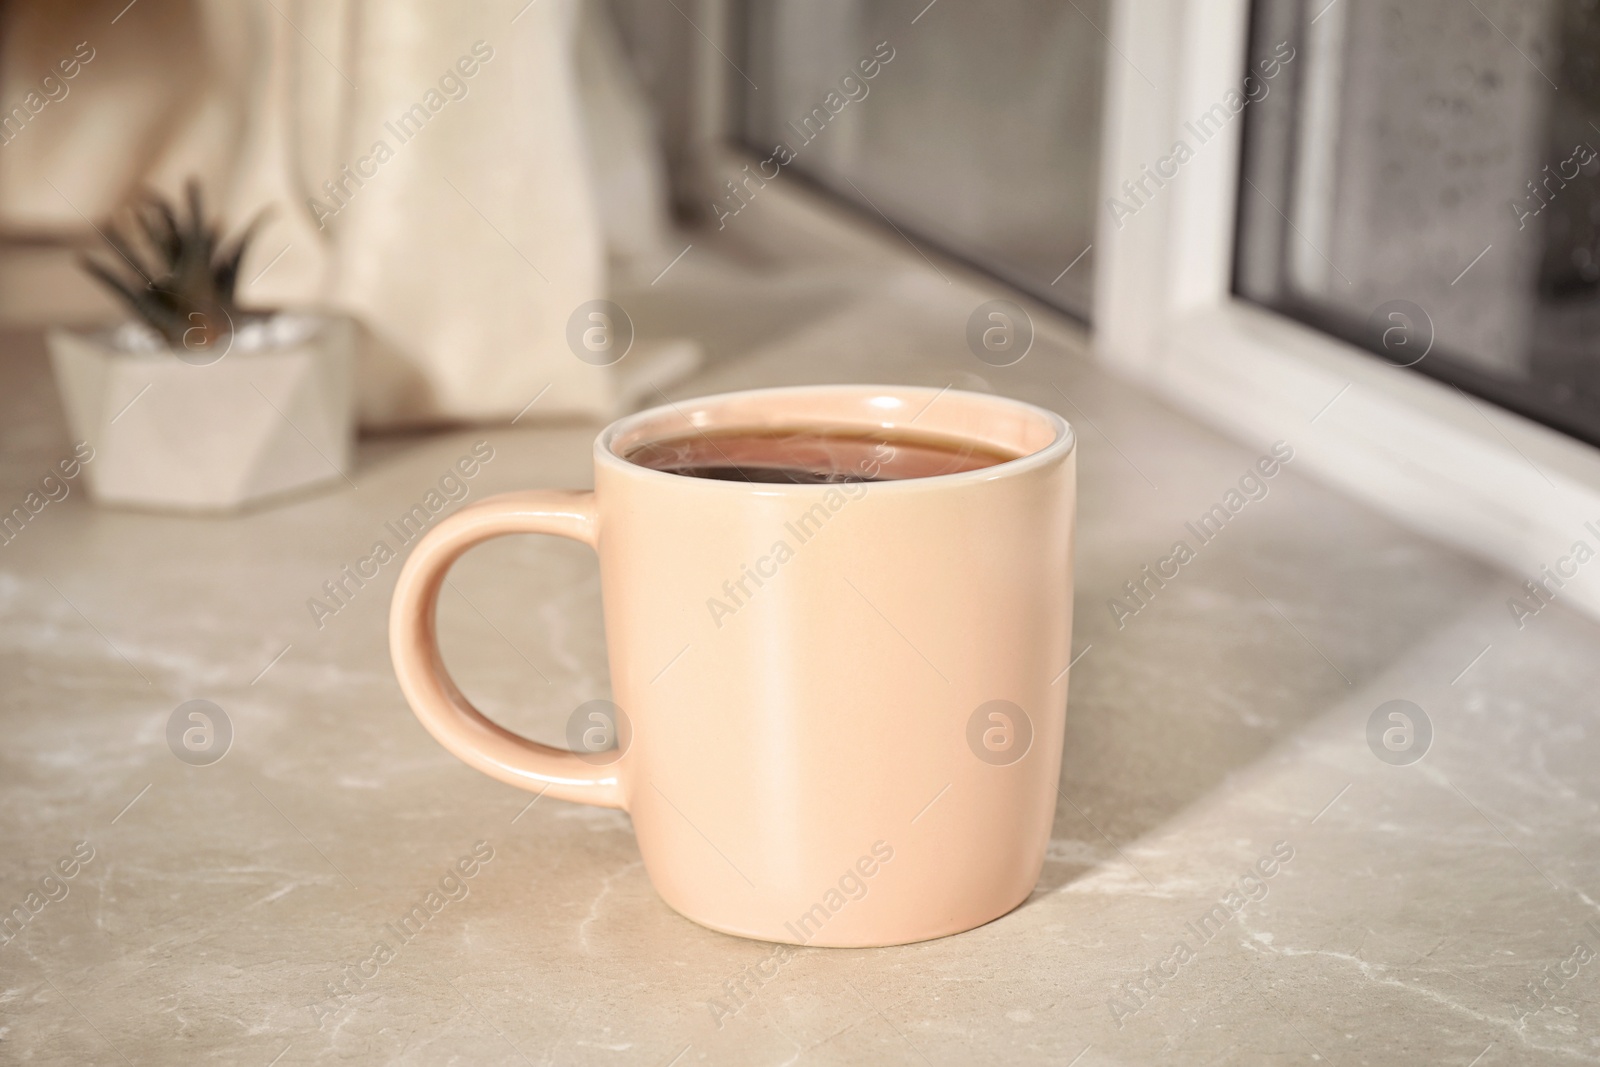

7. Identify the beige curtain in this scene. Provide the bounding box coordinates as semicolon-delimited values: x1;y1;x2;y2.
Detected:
0;0;678;428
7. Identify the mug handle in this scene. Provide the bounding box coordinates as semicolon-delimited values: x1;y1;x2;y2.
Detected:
388;490;624;809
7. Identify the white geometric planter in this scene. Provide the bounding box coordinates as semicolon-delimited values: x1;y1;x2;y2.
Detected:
47;313;355;513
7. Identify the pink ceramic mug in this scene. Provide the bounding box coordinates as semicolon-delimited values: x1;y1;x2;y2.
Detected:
389;384;1076;946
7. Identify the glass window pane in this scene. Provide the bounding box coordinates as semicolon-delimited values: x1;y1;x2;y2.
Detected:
737;1;1106;320
1237;0;1600;445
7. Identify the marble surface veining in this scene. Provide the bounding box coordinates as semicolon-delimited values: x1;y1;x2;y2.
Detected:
1;196;1598;1065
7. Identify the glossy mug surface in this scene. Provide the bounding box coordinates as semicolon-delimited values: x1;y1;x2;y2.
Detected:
388;385;1076;946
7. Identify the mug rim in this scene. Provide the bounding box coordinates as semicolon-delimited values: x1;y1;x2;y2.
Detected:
595;384;1074;492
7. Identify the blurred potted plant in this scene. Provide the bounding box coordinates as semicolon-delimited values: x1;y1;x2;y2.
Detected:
47;180;354;512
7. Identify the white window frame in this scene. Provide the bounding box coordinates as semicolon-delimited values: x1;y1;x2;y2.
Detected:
1096;0;1600;622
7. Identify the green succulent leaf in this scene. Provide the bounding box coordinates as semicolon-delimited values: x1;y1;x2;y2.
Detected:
79;177;270;350
212;209;270;305
81;256;187;346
